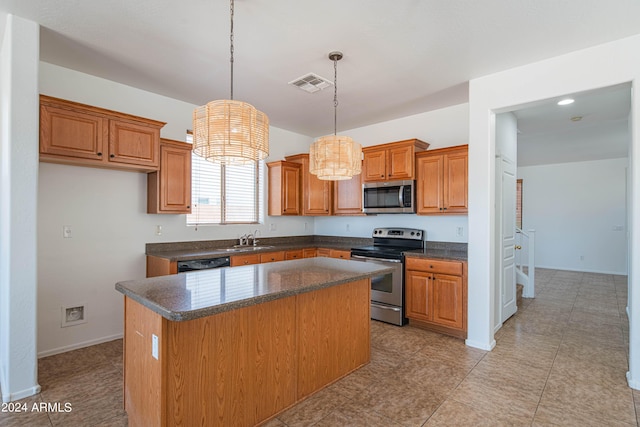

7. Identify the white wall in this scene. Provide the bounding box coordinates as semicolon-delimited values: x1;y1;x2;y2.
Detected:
0;15;40;402
37;62;313;356
518;158;628;274
467;34;640;388
315;103;470;241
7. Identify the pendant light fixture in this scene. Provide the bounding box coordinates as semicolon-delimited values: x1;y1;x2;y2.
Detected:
192;0;269;165
309;51;362;180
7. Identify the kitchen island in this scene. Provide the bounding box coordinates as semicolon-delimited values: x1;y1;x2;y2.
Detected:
116;257;392;427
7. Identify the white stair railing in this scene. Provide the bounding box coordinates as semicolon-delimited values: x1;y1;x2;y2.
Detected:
515;228;536;298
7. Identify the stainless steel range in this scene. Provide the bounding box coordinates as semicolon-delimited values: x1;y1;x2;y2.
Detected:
351;227;424;326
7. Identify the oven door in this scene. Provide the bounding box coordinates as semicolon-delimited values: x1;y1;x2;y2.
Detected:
350;254;403;306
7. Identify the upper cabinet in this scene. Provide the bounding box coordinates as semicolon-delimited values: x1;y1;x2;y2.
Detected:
415;145;468;215
39;95;165;172
267;160;301;216
333;173;363;215
285;153;332;216
362;139;429;182
147;139;192;214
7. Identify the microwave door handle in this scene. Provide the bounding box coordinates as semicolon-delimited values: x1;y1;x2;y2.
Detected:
398;185;404;207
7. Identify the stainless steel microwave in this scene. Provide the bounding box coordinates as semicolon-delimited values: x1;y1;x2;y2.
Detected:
362;180;416;214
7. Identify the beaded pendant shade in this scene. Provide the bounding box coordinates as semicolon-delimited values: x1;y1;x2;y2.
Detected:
192;0;269;165
309;52;362;180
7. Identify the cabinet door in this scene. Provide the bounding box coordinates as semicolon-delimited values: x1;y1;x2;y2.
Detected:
431;274;464;329
416;155;444;214
40;104;107;163
405;270;432;322
282;165;301;215
148;141;192;214
387;145;414;180
333;174;363;215
316;248;332;257
362;149;387;181
109;119;159;169
303;248;317;258
444;151;468;213
305;173;332;215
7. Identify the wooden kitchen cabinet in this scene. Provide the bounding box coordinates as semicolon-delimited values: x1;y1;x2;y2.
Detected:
260;251;285;263
362;139;429;182
147;139;192;214
267;161;301;216
285;249;304;260
303;248;317;258
39;95;164;172
405;257;467;338
230;253;261;266
285;153;332;216
333;172;364;215
415;145;468;215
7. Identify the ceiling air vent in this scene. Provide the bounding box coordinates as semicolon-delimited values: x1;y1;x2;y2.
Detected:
288;73;333;94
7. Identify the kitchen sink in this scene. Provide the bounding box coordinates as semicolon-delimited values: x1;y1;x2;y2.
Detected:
225;245;275;251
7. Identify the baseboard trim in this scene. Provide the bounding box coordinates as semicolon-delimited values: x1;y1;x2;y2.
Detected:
627;371;640;390
37;333;123;358
465;338;496;351
534;264;627;275
2;385;41;403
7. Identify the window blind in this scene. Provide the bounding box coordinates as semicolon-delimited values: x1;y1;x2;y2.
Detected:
186;134;264;226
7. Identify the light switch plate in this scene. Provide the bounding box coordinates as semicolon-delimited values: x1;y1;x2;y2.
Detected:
152;334;159;360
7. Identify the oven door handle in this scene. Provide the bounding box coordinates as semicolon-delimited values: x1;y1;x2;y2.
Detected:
371;303;401;312
351;255;402;263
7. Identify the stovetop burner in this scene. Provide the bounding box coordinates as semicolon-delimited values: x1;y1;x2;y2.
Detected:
351;227;425;260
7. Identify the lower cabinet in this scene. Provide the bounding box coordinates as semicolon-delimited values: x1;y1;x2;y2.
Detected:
405;257;467;338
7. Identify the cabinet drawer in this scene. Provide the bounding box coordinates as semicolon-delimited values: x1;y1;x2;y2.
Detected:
260;252;285;263
405;258;463;276
285;249;304;260
230;254;261;266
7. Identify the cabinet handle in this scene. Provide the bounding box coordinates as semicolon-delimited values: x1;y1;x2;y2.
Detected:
380;174;384;178
97;152;102;156
110;154;115;158
187;206;191;209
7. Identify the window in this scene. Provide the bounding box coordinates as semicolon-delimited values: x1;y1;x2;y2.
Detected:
516;179;523;229
186;134;264;226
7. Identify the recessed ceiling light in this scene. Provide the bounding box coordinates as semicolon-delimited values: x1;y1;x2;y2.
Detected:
571;116;583;122
557;98;575;106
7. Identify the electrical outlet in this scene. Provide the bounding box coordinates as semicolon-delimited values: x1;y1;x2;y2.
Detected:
580;255;585;261
346;224;350;232
155;225;162;236
269;223;276;231
456;226;464;237
63;225;72;238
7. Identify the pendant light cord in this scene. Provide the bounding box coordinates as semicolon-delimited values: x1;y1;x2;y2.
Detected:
333;56;338;136
230;0;234;100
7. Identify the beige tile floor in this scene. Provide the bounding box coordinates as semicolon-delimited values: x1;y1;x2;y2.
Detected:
1;268;636;426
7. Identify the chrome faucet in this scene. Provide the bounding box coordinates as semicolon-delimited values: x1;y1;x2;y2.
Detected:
238;234;249;246
252;229;261;246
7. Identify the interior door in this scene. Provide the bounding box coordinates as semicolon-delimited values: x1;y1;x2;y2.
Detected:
500;156;517;322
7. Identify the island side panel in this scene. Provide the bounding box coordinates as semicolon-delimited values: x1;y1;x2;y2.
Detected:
296;278;371;399
165;296;297;427
124;297;165;427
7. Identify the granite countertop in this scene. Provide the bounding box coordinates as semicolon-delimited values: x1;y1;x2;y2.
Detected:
145;236;468;262
116;257;393;322
146;236;367;262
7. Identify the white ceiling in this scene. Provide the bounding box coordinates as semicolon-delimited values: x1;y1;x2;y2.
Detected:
0;0;639;160
514;83;631;166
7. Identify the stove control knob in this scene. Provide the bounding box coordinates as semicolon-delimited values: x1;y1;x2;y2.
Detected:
416;232;421;237
410;231;415;236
